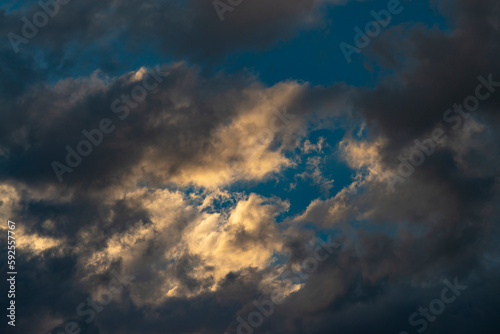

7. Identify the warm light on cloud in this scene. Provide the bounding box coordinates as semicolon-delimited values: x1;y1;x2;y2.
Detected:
0;184;20;220
339;137;388;181
76;188;292;304
16;229;65;257
137;80;305;188
183;193;289;284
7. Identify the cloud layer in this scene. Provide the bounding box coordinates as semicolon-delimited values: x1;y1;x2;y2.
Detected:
1;0;500;334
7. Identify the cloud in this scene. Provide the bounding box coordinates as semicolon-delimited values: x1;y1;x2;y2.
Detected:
2;0;500;333
1;0;359;66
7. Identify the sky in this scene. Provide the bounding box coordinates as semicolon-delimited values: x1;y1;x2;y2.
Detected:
0;0;499;333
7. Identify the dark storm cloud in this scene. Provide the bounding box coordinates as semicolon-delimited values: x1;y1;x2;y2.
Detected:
331;0;500;271
279;1;500;333
356;0;500;154
342;0;500;276
2;0;350;64
0;63;247;188
256;269;500;334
